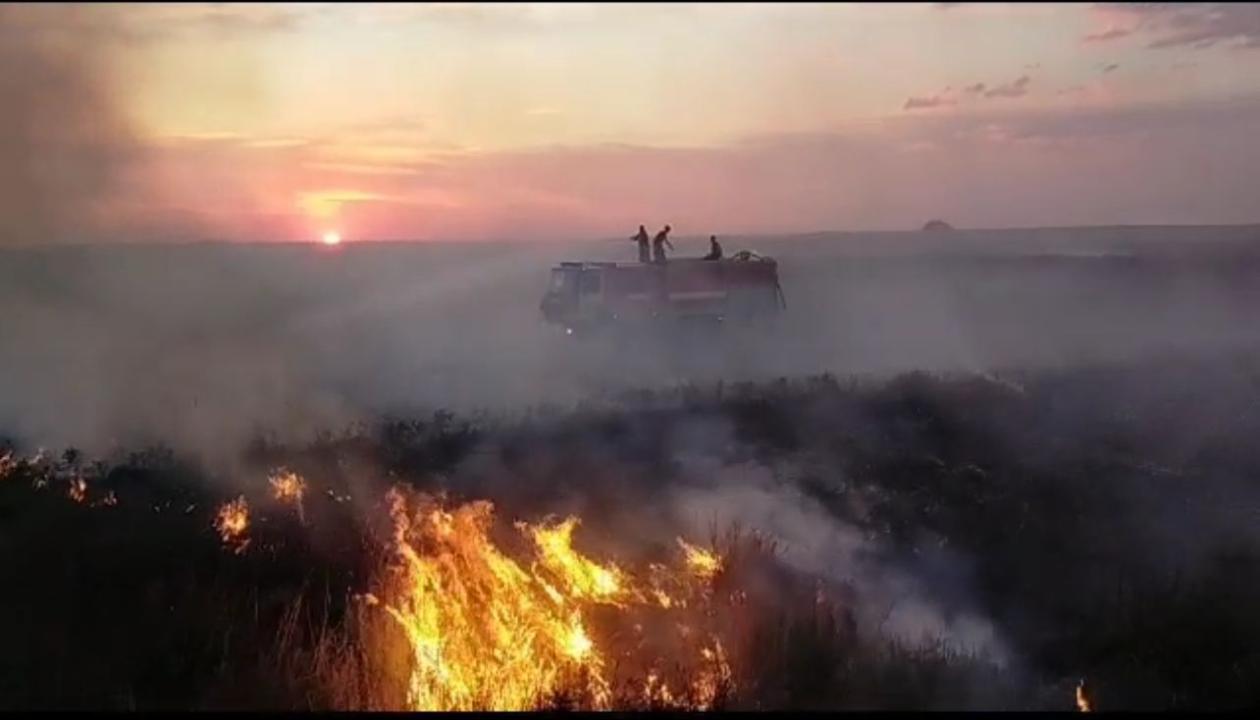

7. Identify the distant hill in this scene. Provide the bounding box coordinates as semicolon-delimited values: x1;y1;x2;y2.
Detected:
922;219;955;232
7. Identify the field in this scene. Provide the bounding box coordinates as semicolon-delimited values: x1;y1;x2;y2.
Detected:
3;225;1260;710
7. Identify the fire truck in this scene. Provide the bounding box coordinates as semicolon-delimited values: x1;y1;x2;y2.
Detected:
539;251;786;335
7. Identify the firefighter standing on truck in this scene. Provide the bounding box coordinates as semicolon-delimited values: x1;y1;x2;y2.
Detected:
652;225;674;264
704;235;723;260
631;225;650;263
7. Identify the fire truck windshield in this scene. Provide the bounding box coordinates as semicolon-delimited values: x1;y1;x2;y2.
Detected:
549;269;575;292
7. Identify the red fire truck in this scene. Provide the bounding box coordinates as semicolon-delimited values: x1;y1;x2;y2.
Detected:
539;251;785;334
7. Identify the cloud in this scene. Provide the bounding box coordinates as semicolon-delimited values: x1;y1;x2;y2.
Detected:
302;162;427;178
940;74;1034;104
345;2;673;34
983;75;1031;98
94;92;1260;243
1101;62;1121;73
1091;3;1260;50
122;3;317;41
904;94;958;111
5;1;1260;245
1083;26;1133;43
0;3;319;46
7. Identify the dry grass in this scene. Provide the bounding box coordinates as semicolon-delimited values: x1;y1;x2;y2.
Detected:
4;356;1260;709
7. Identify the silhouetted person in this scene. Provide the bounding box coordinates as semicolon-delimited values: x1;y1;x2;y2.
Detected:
703;235;723;260
631;225;650;263
652;225;673;264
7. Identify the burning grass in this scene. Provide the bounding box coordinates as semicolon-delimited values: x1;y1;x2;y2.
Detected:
282;507;844;712
4;358;1260;710
269;468;307;522
347;487;737;710
214;496;251;555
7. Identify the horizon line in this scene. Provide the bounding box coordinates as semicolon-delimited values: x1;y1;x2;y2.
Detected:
4;220;1260;250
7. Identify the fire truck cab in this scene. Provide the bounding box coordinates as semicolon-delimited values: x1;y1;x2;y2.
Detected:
540;252;785;335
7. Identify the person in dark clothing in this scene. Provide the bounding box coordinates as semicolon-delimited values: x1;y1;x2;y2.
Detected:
703;234;723;260
652;225;674;264
631;225;650;263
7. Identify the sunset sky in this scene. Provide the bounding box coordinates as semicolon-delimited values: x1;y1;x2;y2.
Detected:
3;2;1260;244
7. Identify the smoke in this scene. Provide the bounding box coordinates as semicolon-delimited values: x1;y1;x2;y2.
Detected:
664;444;1011;665
0;5;139;247
6;235;1260;708
4;227;1260;463
5;7;1252;477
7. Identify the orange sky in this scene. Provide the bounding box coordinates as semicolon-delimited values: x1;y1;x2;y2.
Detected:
3;3;1260;245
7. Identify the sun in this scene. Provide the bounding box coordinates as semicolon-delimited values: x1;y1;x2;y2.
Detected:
321;230;342;246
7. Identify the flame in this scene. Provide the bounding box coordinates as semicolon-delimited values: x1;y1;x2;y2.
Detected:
367;487;731;711
1076;679;1091;712
526;517;626;603
678;538;722;580
215;496;251;554
269;468;307;522
270;469;306;503
67;477;88;503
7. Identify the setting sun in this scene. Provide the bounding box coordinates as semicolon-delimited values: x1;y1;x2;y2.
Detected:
322;231;342;246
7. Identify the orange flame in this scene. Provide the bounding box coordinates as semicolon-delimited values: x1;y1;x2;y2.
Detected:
526;517;627;604
269;468;307;522
1076;679;1091;712
678;538;723;580
368;488;731;711
67;477;88;503
215;496;251;554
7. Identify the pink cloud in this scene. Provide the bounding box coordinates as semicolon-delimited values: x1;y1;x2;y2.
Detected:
83;95;1260;242
1083;26;1133;43
903;94;958;111
983;75;1031;99
1089;3;1260;51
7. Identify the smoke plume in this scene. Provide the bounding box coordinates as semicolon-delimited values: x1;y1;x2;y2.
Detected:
0;5;139;247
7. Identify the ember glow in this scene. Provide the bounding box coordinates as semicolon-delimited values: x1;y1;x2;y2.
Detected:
214;496;251;554
1076;679;1092;712
366;487;733;711
67;477;87;504
678;538;723;581
268;468;307;521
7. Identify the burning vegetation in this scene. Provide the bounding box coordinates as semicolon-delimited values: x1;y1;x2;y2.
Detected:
214;496;251;555
4;361;1260;710
67;476;88;503
269;468;307;522
1076;679;1092;712
678;538;723;581
362;487;733;711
